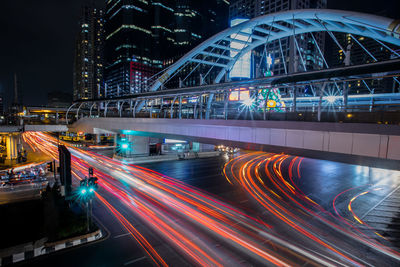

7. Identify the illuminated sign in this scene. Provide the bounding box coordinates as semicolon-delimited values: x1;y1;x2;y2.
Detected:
229;88;250;101
188;97;198;103
229;90;239;101
239;90;250;101
229;18;251;79
266;53;273;69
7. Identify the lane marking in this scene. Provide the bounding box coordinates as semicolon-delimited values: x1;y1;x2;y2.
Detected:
124;256;146;265
361;184;400;219
114;232;131;239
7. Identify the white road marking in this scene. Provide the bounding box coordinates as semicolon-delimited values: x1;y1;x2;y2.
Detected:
124;256;146;265
114;232;130;239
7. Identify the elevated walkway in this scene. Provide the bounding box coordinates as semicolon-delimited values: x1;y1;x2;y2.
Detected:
0;125;68;133
70;118;400;167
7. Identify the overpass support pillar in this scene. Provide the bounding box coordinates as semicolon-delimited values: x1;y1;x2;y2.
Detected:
114;134;149;158
206;93;214;120
95;134;101;144
343;82;349;111
5;133;20;161
293;87;297;112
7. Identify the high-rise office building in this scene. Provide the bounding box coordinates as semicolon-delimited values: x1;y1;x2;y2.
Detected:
104;0;154;97
326;9;398;94
229;0;327;80
73;6;105;100
151;1;176;67
104;0;230;97
170;0;229;61
164;0;230;87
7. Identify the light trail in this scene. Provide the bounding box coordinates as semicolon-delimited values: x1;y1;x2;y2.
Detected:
223;153;400;266
24;132;336;266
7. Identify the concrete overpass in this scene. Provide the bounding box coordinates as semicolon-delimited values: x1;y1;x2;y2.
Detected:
69;117;400;169
0;125;68;133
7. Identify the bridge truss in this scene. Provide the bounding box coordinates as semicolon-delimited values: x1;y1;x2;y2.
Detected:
68;9;400;124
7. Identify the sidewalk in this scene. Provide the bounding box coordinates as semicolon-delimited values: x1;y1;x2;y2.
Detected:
0;229;103;266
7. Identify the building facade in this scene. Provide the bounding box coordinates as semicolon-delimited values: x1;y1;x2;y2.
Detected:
105;0;155;97
229;0;327;81
73;6;105;100
104;0;230;98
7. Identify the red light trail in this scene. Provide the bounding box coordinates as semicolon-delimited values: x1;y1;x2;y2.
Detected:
25;132;341;266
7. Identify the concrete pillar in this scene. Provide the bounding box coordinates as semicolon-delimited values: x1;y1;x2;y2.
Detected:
198;143;215;152
115;134;149;158
96;134;101;144
6;134;19;160
293;87;297;112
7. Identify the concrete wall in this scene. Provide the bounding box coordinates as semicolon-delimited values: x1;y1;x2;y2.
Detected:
70;118;400;161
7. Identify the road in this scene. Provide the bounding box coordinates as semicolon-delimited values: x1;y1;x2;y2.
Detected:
18;132;400;266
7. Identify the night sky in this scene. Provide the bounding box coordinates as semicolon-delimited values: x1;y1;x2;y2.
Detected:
0;0;398;107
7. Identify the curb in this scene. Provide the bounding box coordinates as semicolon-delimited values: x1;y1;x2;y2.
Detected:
0;230;102;266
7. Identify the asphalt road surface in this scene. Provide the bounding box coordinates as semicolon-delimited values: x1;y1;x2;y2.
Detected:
18;133;400;266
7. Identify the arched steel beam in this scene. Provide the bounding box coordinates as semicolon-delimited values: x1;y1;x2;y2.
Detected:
104;101;110;117
76;102;87;119
148;9;400;98
119;100;129;117
161;10;400;118
66;102;79;125
89;102;97;117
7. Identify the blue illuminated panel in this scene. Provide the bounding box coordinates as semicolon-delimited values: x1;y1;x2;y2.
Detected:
229;18;251;79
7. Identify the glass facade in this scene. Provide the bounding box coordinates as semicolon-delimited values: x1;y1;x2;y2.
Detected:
229;0;327;80
104;0;230;97
73;6;105;100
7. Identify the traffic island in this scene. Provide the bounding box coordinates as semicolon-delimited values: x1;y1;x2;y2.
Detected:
0;185;103;266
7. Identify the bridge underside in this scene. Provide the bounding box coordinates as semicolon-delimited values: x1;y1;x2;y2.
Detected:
70;117;400;169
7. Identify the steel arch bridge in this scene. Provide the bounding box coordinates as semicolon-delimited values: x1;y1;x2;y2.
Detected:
149;9;400;92
68;9;400;123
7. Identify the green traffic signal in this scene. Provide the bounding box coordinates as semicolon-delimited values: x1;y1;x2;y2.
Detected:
121;143;129;149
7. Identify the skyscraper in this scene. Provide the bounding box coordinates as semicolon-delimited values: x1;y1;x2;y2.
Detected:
328;31;396;94
164;0;230;87
104;0;154;97
171;0;230;61
73;6;105;100
229;0;327;79
104;0;230;97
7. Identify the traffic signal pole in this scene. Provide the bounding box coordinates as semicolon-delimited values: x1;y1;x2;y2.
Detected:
53;160;56;183
86;201;90;232
78;167;99;233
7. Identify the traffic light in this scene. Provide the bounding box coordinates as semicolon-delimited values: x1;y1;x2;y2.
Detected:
121;142;129;150
89;167;93;176
79;178;88;195
78;176;98;198
88;177;98;192
46;162;53;172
